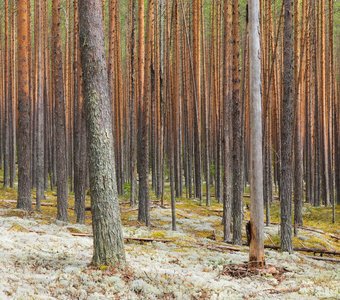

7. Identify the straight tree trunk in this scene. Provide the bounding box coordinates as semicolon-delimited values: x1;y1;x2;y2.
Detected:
138;0;154;226
0;21;3;169
128;0;137;207
9;3;15;189
137;0;146;222
320;0;330;207
293;0;304;234
223;0;233;243
3;0;10;188
78;0;126;266
17;0;32;211
36;0;45;210
329;0;335;223
193;0;202;202
280;0;294;253
52;0;68;222
249;0;265;268
73;0;87;224
201;7;210;207
232;0;243;246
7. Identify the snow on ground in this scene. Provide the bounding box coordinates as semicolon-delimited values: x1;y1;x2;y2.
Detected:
0;213;339;300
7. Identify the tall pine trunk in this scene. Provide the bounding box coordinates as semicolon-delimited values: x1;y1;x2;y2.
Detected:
52;0;68;222
78;0;126;267
17;0;32;211
280;0;294;253
248;0;265;268
232;0;243;245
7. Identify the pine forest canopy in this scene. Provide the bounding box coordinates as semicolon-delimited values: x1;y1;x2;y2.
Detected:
0;0;339;269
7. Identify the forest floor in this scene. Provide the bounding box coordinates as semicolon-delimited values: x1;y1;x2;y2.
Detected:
0;187;339;299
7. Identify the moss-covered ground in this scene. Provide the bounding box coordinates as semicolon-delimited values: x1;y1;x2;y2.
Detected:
0;181;339;299
0;182;338;254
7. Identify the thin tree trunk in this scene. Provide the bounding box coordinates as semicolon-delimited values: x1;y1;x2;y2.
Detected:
73;0;87;224
137;0;146;222
193;0;202;202
280;0;294;253
3;0;10;188
36;0;45;210
129;0;137;207
223;0;233;243
52;0;68;222
17;0;32;211
293;0;304;234
232;0;243;246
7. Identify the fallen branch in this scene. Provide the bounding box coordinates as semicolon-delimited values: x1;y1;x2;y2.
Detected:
0;199;93;211
69;232;172;244
198;242;242;253
177;212;192;219
70;231;338;256
208;209;223;214
299;226;325;235
69;230;241;252
0;199;55;207
124;237;172;243
298;226;340;241
243;194;279;200
264;245;340;256
268;287;300;295
305;256;340;263
329;234;340;241
122;205;159;213
264;222;339;242
205;245;241;253
69;232;92;237
247;286;300;298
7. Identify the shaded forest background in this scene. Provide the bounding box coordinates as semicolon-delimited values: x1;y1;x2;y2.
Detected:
0;0;339;250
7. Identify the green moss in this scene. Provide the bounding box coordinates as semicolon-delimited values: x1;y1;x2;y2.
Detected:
9;223;30;233
265;232;339;251
298;235;331;250
0;187;17;200
173;247;189;253
265;234;280;246
99;265;109;271
0;178;338;254
67;227;85;234
150;230;167;239
255;198;340;235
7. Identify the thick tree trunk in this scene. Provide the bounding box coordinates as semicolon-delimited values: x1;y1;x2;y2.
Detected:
78;0;126;266
248;0;265;268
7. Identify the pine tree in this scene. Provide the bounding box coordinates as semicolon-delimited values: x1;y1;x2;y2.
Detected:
78;0;126;266
17;0;32;211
